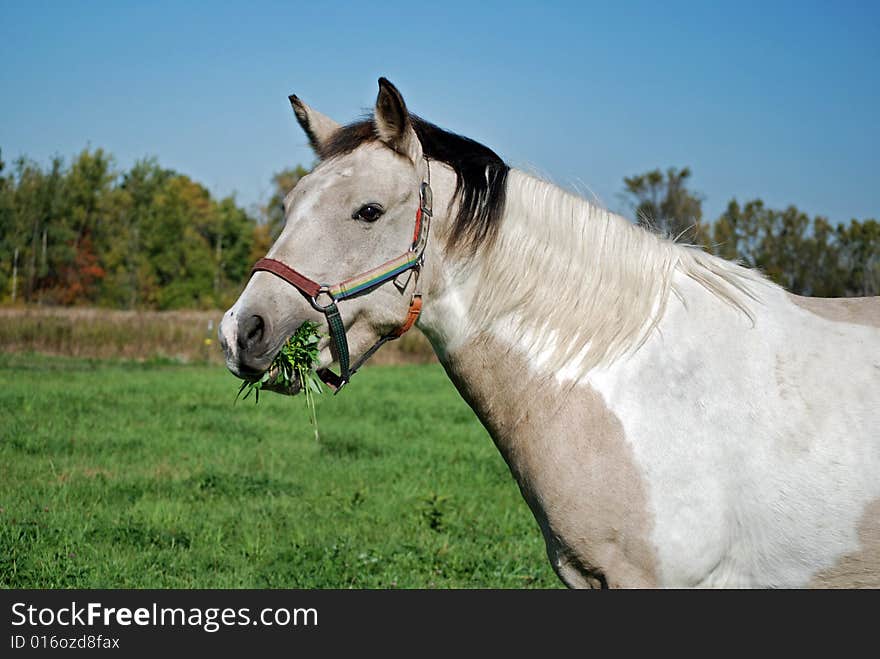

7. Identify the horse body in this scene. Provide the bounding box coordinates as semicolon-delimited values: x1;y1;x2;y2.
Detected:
419;168;880;587
220;79;880;587
598;282;880;587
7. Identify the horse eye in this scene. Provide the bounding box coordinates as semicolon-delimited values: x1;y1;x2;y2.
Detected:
353;204;384;222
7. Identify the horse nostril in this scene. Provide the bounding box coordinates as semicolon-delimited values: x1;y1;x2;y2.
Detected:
237;314;265;351
247;315;264;341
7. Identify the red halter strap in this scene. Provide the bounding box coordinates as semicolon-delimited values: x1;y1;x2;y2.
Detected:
250;258;321;298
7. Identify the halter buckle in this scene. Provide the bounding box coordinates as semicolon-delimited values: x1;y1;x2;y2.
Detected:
420;182;433;217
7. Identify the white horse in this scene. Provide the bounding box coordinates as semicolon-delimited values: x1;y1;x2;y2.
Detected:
219;78;880;588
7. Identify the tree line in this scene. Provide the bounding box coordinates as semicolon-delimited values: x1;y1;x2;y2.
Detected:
623;167;878;297
0;147;308;309
0;148;876;309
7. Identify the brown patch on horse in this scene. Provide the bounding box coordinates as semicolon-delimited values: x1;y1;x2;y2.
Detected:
788;293;880;329
439;333;658;588
809;498;880;588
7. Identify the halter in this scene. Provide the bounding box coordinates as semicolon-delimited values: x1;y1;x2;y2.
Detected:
250;159;433;393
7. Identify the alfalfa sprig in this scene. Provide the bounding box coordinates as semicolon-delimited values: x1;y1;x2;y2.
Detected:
235;320;324;440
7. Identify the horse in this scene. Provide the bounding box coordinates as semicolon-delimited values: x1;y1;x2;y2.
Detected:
218;78;880;588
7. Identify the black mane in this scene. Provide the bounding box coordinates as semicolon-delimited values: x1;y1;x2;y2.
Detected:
320;116;509;253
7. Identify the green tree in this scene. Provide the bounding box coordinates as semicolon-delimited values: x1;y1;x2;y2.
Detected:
98;158;173;308
0;148;263;309
6;154;67;303
215;196;257;307
836;218;879;296
51;148;115;304
711;198;876;297
143;174;216;309
807;217;846;297
622;167;708;244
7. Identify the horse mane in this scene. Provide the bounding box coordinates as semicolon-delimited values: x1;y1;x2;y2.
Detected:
320;116;509;253
469;171;767;378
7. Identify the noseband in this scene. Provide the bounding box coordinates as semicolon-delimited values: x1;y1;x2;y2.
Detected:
250;160;433;393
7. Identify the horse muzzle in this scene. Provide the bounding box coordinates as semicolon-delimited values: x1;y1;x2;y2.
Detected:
218;307;277;380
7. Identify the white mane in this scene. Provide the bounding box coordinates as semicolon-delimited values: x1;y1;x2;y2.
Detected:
468;170;767;378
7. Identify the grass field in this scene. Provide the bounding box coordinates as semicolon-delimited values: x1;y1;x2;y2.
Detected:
0;352;559;588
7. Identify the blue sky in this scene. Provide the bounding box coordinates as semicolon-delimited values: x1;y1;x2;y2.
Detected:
1;1;877;224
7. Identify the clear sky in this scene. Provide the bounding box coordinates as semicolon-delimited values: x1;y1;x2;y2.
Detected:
1;1;877;224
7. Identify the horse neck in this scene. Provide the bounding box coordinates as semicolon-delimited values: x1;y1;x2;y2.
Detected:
417;168;761;435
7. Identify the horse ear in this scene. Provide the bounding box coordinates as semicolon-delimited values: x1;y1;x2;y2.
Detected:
289;95;340;156
374;78;423;163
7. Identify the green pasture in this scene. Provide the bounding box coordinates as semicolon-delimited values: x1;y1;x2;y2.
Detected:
0;353;559;588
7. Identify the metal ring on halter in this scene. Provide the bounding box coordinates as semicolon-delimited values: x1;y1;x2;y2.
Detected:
309;287;336;312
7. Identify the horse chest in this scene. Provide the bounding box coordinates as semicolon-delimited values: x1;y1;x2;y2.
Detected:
511;423;659;587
